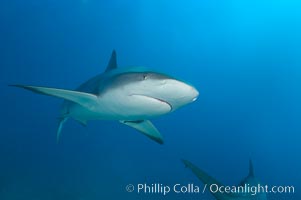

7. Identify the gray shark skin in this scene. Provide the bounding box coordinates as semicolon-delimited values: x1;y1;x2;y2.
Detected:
11;51;199;144
182;159;267;200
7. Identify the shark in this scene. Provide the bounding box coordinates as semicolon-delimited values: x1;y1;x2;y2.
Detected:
182;159;267;200
11;51;199;144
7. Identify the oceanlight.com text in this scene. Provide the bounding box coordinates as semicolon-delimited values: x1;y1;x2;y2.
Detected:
208;183;295;196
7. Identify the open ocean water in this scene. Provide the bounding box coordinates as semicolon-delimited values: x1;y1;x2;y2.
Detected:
1;0;300;199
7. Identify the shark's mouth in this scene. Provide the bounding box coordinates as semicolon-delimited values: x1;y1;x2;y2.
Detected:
130;94;173;111
150;96;173;111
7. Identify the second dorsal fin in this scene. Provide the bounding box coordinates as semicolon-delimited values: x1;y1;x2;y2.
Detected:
105;50;117;72
249;159;254;177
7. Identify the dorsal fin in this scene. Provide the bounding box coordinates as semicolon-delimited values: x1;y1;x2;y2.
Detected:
249;159;254;177
105;50;117;72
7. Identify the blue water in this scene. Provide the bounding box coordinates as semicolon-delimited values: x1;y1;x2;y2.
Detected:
1;0;300;199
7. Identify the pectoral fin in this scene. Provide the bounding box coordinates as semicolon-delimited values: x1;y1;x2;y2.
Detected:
182;159;231;200
10;85;98;110
120;120;164;144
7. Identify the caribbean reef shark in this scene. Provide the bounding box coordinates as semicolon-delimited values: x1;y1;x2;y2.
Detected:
182;159;267;200
11;51;199;144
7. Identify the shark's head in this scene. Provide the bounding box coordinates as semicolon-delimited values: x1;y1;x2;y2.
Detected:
107;70;199;111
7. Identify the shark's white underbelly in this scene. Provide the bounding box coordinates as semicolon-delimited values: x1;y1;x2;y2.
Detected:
67;93;172;121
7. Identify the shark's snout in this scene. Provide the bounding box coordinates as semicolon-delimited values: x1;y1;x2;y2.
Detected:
172;79;199;99
154;78;198;110
189;85;199;102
